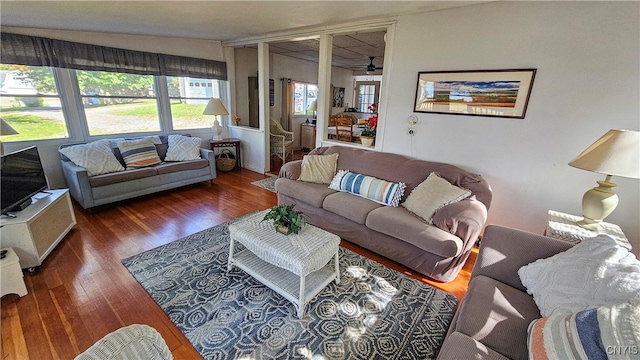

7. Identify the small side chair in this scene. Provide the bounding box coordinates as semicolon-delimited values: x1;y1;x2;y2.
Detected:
270;117;294;165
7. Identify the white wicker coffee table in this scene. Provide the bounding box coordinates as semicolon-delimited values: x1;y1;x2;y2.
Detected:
228;210;340;318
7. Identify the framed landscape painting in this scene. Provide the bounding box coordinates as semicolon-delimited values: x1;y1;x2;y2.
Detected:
413;69;536;119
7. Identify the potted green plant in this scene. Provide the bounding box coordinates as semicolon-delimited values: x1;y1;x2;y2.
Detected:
262;204;305;235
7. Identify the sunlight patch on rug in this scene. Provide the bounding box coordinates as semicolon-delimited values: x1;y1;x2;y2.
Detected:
122;218;458;359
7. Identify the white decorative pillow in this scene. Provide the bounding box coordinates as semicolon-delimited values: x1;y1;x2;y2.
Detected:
117;137;162;169
59;139;124;176
401;172;471;223
297;153;339;184
165;135;202;161
518;235;640;317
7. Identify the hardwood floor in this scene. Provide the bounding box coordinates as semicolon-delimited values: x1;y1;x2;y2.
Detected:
1;161;476;360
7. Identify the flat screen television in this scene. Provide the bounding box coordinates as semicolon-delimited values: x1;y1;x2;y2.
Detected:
1;146;49;215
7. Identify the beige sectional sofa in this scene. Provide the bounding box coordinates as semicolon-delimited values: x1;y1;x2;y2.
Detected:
275;145;492;282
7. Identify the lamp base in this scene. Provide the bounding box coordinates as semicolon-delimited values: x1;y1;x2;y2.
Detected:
577;176;618;231
576;218;605;231
212;118;223;141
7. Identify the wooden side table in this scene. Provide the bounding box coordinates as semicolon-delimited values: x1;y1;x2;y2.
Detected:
545;210;631;249
210;138;241;169
301;123;316;150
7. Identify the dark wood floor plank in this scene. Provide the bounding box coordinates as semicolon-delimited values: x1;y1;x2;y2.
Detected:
1;152;475;359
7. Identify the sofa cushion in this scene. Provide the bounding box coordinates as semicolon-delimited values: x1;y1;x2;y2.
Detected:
402;172;471;224
322;192;382;225
309;146;492;208
117;137;162;169
454;275;541;360
88;168;157;187
527;299;640;360
329;170;406;207
154;159;209;175
518;234;640;317
275;178;336;208
164;135;202;161
365;206;462;258
59;140;125;176
438;332;510;360
297;153;339;184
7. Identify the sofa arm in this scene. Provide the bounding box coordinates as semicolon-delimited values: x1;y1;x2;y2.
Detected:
432;197;488;250
471;225;574;292
279;160;302;180
200;148;217;180
75;324;172;360
60;160;94;209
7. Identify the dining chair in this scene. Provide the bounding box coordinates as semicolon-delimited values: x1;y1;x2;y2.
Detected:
335;117;353;142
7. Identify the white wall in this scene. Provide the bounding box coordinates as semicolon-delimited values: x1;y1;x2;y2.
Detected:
381;1;640;252
234;47;258;128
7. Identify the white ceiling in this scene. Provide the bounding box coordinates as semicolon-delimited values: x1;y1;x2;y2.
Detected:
0;1;490;71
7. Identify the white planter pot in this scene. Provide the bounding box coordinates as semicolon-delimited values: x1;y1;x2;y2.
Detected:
360;136;374;147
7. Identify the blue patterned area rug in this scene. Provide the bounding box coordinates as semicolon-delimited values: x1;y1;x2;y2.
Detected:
122;217;458;359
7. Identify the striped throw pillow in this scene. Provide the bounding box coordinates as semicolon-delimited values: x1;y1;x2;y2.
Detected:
527;299;640;360
117;137;162;169
329;170;406;207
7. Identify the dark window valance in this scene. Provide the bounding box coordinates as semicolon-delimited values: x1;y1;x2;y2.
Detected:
1;33;227;80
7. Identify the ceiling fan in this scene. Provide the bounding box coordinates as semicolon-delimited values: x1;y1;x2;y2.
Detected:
366;56;383;72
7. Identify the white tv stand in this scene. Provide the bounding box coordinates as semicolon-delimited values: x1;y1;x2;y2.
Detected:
0;189;76;270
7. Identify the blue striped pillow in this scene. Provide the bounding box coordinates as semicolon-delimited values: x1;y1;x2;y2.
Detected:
116;137;162;169
329;170;406;207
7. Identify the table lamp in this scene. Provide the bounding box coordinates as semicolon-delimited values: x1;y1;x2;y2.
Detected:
568;129;640;230
0;118;19;155
203;98;229;140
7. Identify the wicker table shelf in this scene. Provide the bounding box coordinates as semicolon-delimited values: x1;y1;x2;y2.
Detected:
228;210;340;318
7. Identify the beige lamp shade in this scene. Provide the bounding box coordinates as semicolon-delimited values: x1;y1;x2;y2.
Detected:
308;100;317;111
1;118;19;136
568;129;640;230
202;98;229;116
569;129;640;179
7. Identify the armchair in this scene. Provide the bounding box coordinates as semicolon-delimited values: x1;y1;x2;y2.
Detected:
269;117;294;164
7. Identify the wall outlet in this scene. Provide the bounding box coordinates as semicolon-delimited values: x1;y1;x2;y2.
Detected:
408;128;415;136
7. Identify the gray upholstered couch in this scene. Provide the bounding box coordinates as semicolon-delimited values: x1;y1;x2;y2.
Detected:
59;135;216;210
275;146;492;282
438;225;573;360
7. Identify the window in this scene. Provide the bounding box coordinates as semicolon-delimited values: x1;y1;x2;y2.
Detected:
354;81;380;113
167;76;224;130
77;70;160;135
0;65;69;141
293;82;317;115
1;33;229;142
